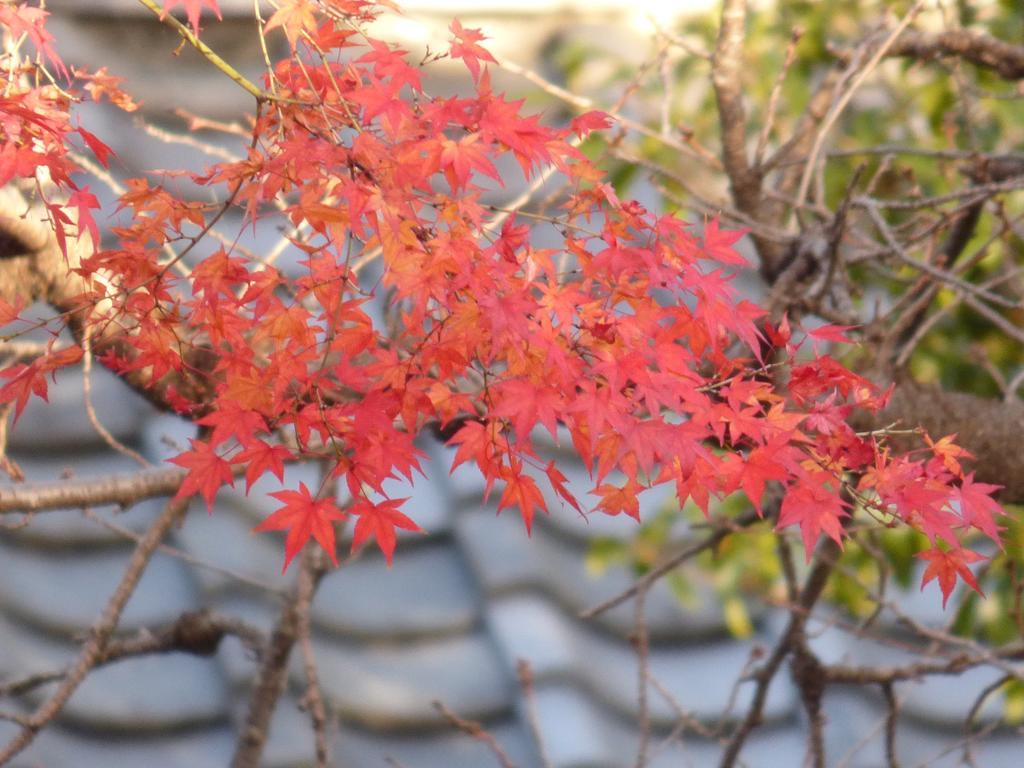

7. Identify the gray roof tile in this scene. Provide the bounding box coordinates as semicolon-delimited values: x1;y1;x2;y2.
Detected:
521;682;806;768
457;507;739;640
312;542;479;640
307;630;513;729
0;545;200;635
823;688;1024;768
11;364;151;451
484;592;793;727
174;497;295;595
6;725;236;768
334;719;542;768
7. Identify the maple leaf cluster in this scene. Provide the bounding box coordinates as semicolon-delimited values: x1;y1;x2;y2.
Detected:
0;0;1005;604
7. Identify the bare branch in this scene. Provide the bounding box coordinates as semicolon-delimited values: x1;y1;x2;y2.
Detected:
632;586;651;768
882;682;899;768
0;467;188;514
515;661;553;768
793;2;926;213
0;609;264;700
580;509;762;619
718;536;842;768
296;549;332;768
231;545;329;767
842;28;1024;81
0;494;190;764
712;0;761;219
431;701;517;768
754;26;802;169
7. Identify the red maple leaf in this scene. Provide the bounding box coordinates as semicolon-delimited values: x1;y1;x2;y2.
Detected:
233;439;292;493
264;0;317;47
66;185;101;247
350;496;422;565
447;419;496;475
701;217;748;266
777;473;848;560
593;479;644;521
738;445;792;514
955;473;1004;542
0;344;83;423
76;127;116;168
545;461;581;514
0;361;48;423
570;110;612;138
169;439;234;511
918;546;985;608
498;469;547;532
449;19;497;83
925;433;972;478
806;323;857;346
0;4;66;78
160;0;222;35
255;482;347;572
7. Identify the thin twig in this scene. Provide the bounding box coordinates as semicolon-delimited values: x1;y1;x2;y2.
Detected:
135;0;266;100
431;700;517;768
754;27;802;169
82;327;150;467
793;2;926;212
231;543;330;767
0;609;263;700
580;509;761;619
516;660;553;768
632;585;651;768
296;548;332;768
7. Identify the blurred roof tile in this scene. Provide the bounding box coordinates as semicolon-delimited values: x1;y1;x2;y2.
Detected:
309;631;513;729
0;546;201;635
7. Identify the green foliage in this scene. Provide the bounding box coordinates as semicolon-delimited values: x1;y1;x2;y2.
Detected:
568;0;1024;712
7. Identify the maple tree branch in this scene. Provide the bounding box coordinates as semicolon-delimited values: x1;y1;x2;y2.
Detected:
296;549;333;768
854;379;1024;504
632;585;652;768
515;660;554;768
0;609;263;700
718;536;841;768
0;186;220;415
134;0;266;100
0;494;190;765
0;467;189;514
711;0;764;230
430;701;517;768
790;638;826;768
232;544;329;767
834;27;1024;81
882;681;900;768
821;650;1019;685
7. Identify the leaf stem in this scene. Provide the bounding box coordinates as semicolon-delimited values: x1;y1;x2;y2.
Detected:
135;0;267;100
